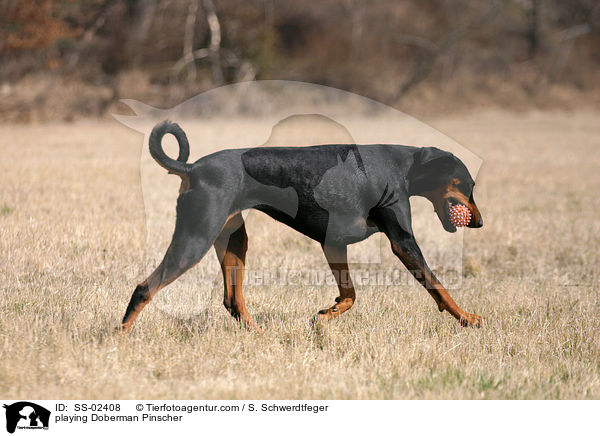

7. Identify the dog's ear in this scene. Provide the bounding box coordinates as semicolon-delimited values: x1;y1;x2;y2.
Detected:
408;147;456;195
417;147;452;164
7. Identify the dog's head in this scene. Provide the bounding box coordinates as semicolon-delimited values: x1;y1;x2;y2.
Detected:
408;147;483;233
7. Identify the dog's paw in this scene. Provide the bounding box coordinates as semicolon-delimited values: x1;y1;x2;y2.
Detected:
316;298;354;321
247;322;264;334
459;313;483;328
316;306;340;321
113;324;130;334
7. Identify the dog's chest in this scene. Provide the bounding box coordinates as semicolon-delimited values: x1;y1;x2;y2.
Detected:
323;213;378;244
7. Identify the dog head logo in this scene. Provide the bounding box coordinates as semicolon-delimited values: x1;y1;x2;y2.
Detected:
3;402;50;433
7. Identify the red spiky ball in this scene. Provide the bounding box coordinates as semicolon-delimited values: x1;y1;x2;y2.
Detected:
449;204;471;227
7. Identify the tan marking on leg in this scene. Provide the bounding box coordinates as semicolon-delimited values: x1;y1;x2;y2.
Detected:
214;214;261;332
318;244;356;320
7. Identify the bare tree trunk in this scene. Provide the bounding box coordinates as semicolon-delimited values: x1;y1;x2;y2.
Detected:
203;0;223;85
527;0;540;59
131;0;158;66
183;0;200;83
349;0;365;61
171;0;223;85
66;2;113;70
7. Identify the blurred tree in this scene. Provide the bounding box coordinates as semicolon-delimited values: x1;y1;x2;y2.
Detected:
0;0;78;52
0;0;598;118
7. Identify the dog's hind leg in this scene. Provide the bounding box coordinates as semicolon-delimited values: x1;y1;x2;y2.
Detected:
119;190;231;332
213;213;261;332
317;244;356;320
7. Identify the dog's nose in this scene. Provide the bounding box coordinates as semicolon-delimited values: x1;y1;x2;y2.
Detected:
469;216;483;228
467;211;483;228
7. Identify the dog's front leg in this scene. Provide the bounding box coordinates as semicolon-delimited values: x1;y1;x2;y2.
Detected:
390;235;482;327
372;208;482;327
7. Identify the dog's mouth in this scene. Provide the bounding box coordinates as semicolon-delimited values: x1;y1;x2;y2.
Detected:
428;191;482;233
442;198;464;233
442;197;483;232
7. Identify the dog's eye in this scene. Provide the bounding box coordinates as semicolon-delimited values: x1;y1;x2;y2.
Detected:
451;178;461;185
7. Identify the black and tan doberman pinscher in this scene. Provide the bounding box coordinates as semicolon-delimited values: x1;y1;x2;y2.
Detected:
118;121;483;332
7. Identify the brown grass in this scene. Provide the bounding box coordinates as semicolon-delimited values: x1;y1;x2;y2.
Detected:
0;110;599;399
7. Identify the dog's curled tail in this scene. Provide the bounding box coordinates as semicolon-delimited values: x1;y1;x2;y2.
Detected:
149;121;191;176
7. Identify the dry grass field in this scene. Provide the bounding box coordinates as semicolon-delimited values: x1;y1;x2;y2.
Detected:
0;110;599;399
